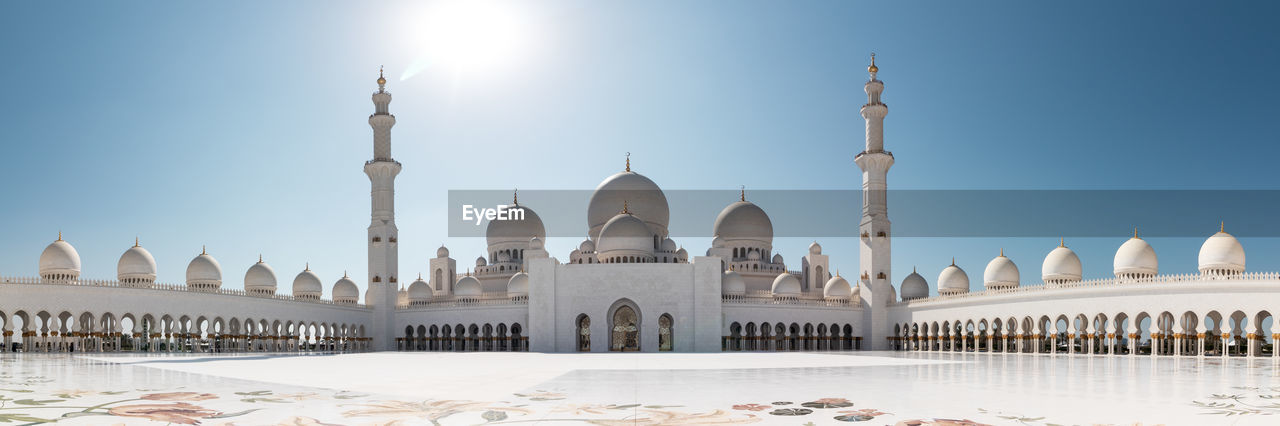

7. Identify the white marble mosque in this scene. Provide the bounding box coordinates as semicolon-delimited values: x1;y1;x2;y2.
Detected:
2;58;1277;362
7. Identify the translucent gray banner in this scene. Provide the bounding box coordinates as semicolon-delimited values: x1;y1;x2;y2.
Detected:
446;190;1280;238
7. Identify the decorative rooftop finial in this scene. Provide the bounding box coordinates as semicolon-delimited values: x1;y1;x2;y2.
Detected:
1059;237;1065;248
740;185;746;202
513;188;519;205
134;236;140;247
345;270;350;278
1220;221;1225;233
1133;227;1139;239
951;257;955;266
305;262;310;271
999;248;1004;257
625;152;631;172
466;268;471;277
621;200;631;215
417;272;422;280
377;65;386;87
868;52;878;76
258;254;263;263
57;230;62;241
201;245;207;255
913;265;917;273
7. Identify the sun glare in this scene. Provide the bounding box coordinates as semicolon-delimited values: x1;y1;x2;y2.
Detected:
405;0;535;81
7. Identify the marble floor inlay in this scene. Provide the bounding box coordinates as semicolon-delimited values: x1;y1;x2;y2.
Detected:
1;351;1276;425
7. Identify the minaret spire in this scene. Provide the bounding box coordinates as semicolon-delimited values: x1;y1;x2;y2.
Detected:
364;66;402;351
855;52;895;350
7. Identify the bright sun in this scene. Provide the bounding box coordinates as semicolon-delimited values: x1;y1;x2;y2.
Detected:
406;1;535;80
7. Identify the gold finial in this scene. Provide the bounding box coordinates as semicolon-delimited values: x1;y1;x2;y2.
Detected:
201;245;207;255
951;257;955;266
305;262;310;271
740;185;746;202
513;188;519;205
1133;227;1139;239
134;236;140;247
999;248;1004;257
1220;221;1225;233
377;65;386;86
57;230;62;241
836;268;841;277
1059;237;1065;248
621;200;631;215
345;270;350;278
625;152;631;172
417;272;422;280
913;265;917;273
258;254;263;263
868;52;878;74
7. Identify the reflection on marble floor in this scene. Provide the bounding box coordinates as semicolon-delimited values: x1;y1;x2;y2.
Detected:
3;352;1280;425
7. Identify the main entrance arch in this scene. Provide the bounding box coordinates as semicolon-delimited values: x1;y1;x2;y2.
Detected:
608;299;641;352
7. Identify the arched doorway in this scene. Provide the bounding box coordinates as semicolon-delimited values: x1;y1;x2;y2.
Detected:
610;304;640;352
659;314;673;351
576;315;591;352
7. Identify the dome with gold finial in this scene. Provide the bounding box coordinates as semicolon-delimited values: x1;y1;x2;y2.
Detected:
868;53;878;74
1198;222;1244;275
39;231;81;281
377;66;387;86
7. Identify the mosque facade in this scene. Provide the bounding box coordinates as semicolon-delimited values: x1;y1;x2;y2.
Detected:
2;60;1276;357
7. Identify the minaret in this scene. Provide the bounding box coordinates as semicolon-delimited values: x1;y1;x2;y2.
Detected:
855;54;894;350
365;67;401;351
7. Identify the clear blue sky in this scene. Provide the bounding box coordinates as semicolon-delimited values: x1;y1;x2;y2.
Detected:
2;1;1278;297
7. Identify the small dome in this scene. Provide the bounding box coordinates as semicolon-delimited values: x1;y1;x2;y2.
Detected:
486;204;546;247
1114;234;1158;278
407;276;432;304
397;286;408;307
660;237;677;252
1042;242;1082;284
117;243;157;284
901;269;929;300
771;253;783;264
823;275;852;299
507;272;529;297
364;287;376;307
588;170;670;240
597;212;654;257
579;239;596;253
722;271;746;295
771;273;802;296
712;200;773;245
983;251;1020;289
476;256;487;267
675;247;688;260
333;274;359;303
938;262;969;295
292;266;323;299
436;246;450;258
244;258;278;295
530;236;544;250
455;275;482;297
711;235;726;248
808;241;822;255
38;236;81;280
1199;226;1245;274
747;250;761;261
186;249;223;289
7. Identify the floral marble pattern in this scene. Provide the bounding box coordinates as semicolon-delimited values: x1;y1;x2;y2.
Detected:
2;352;1276;425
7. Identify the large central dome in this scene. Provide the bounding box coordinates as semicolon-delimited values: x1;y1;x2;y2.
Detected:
588;170;669;240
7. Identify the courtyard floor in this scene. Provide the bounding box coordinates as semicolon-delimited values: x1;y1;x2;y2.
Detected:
0;351;1275;425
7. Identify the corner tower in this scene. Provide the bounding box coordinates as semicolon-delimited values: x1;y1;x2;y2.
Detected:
854;54;894;350
365;67;401;350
